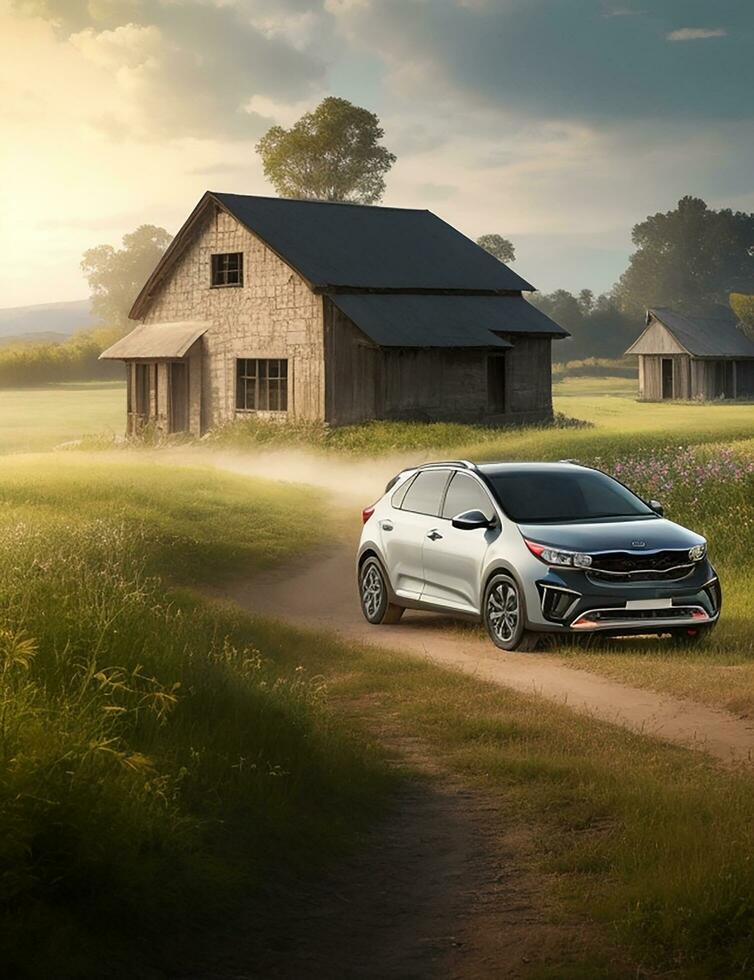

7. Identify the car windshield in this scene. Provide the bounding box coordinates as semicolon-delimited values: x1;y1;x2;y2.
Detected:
486;468;654;523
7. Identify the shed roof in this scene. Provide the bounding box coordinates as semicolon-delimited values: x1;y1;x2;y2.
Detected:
99;320;208;360
626;307;754;358
328;293;567;348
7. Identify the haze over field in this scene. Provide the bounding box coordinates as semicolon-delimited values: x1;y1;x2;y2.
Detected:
2;0;752;308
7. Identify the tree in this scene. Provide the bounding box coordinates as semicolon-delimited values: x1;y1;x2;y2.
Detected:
256;97;396;204
530;288;636;361
730;292;754;341
476;233;515;264
577;288;594;315
615;196;754;317
82;225;173;331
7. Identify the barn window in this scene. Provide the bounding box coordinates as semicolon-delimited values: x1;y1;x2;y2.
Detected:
236;358;288;412
487;355;507;413
211;252;243;287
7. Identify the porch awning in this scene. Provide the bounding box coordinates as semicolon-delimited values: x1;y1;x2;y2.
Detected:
99;320;209;360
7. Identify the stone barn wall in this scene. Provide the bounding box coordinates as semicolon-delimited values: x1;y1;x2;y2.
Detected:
141;206;325;431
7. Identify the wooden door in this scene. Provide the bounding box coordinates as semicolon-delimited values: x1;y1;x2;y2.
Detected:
661;358;673;400
169;361;189;433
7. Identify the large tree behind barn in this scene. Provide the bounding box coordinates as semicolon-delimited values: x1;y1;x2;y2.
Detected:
255;98;396;204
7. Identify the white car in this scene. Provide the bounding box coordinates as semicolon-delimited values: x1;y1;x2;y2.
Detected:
357;460;720;651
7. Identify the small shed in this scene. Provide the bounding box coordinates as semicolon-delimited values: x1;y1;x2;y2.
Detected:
625;307;754;401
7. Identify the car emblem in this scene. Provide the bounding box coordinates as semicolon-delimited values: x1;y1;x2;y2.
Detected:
631;540;647;548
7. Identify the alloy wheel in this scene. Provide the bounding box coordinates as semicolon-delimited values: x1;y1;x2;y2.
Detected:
487;581;519;643
361;564;383;619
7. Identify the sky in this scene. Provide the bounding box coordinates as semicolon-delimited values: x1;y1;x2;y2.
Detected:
1;0;753;308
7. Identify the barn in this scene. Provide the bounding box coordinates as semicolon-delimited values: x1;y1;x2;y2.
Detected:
625;307;754;401
101;192;568;436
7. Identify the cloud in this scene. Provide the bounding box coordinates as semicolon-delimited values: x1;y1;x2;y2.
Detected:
70;22;161;70
328;0;753;123
11;0;327;140
666;27;727;41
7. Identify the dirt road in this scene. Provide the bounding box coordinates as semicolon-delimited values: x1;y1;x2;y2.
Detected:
214;541;754;766
165;446;754;765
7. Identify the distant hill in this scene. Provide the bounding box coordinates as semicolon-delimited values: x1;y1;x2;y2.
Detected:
0;300;94;340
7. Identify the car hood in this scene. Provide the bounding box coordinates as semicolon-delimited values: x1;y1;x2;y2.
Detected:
517;517;705;554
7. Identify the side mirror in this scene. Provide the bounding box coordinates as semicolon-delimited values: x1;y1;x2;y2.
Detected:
649;499;664;516
451;509;493;531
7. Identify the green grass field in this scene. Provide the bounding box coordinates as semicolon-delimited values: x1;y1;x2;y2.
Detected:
0;458;395;977
292;633;754;978
0;382;125;453
4;378;754;976
552;374;638;398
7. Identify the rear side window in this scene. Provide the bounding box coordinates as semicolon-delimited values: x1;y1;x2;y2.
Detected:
400;470;450;516
442;473;494;520
391;474;417;509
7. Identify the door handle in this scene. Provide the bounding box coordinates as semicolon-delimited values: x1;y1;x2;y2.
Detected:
427;529;443;541
380;520;394;531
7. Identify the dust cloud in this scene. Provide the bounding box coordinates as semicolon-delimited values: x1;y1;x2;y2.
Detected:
159;446;424;505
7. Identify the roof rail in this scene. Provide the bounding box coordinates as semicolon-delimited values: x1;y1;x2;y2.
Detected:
415;459;479;471
558;458;580;465
384;459;479;494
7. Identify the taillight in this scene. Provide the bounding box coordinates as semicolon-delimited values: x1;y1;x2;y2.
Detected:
362;505;376;525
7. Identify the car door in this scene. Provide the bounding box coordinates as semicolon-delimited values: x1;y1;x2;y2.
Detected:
421;472;499;612
382;469;451;599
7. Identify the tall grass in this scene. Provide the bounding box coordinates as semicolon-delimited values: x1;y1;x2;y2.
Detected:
0;330;121;388
0;456;326;580
201;395;754;462
0;464;391;977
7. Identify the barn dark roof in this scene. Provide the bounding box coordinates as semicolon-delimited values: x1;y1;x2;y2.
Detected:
211;192;534;293
643;307;754;358
329;293;567;348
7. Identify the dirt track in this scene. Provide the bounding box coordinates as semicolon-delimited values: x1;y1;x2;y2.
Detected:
174;446;754;766
214;541;754;766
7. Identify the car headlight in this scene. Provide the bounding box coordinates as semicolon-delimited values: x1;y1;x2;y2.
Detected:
688;542;707;562
525;539;592;568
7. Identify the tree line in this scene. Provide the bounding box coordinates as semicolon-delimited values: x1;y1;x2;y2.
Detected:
7;97;753;386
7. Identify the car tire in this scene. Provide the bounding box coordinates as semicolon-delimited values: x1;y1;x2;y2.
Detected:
484;573;539;652
359;557;404;625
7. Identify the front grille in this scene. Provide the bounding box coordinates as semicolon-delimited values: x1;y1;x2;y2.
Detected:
588;549;694;583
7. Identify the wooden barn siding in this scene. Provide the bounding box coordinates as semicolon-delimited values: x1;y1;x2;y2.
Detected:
142;206;325;430
629;319;686;355
737;360;754;397
676;355;691;399
325;302;553;424
640;355;754;400
324;306;380;425
639;354;690;400
505;335;552;415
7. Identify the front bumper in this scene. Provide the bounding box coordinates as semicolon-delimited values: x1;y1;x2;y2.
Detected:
530;562;721;635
